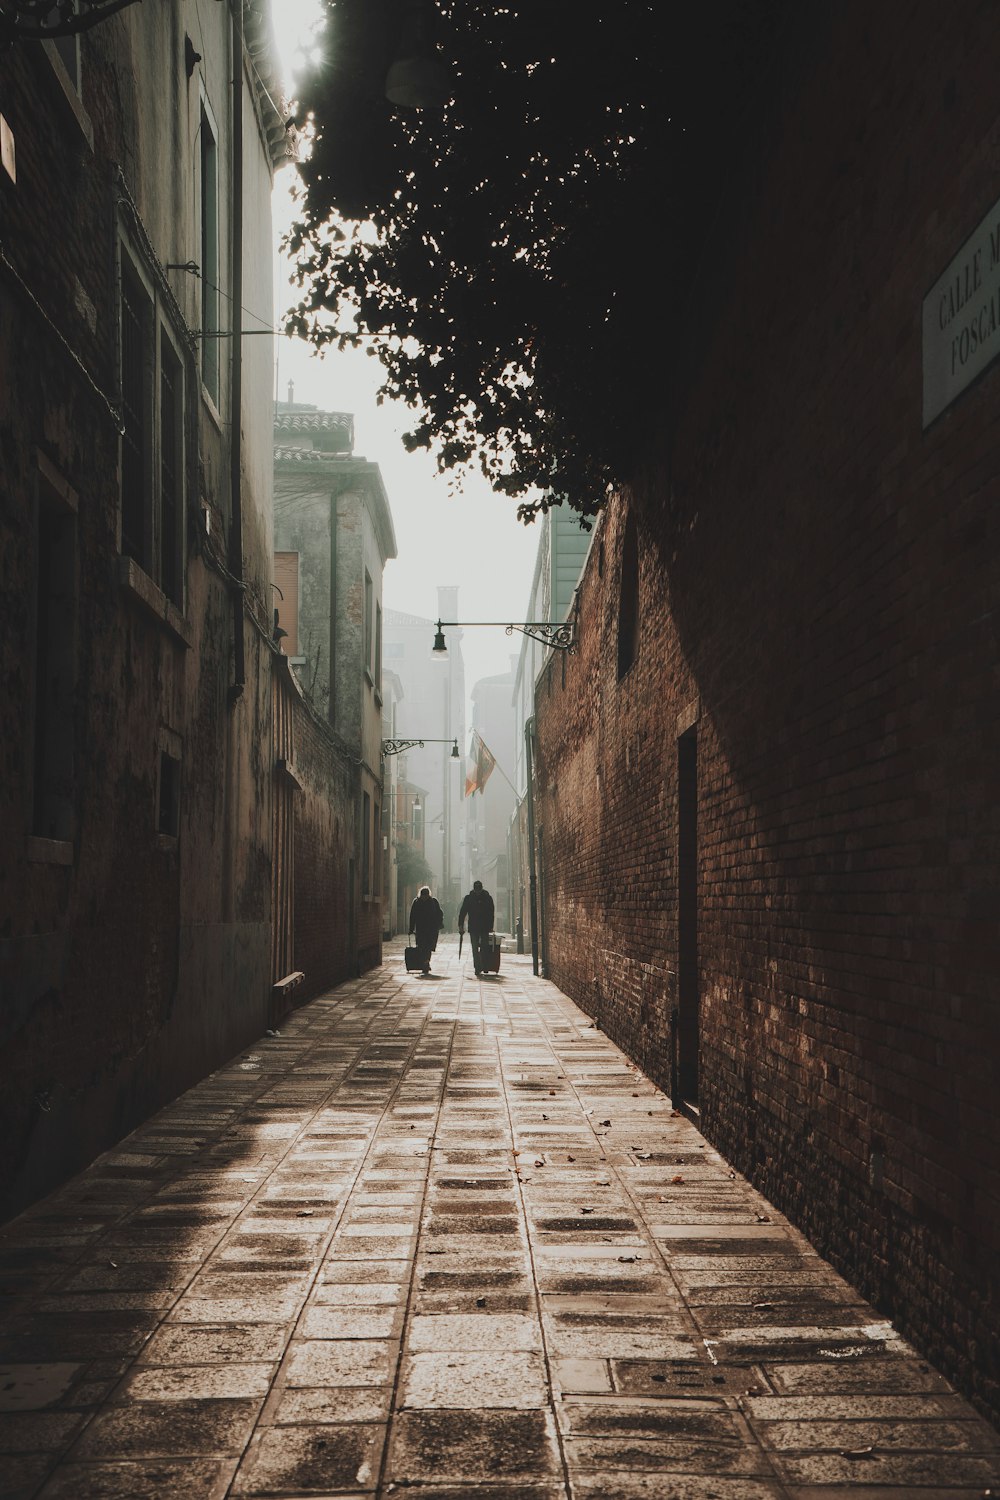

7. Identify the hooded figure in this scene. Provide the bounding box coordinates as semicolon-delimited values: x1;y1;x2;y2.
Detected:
408;886;444;974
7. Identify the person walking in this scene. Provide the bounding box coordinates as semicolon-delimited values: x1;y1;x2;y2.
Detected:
458;879;495;975
408;885;444;974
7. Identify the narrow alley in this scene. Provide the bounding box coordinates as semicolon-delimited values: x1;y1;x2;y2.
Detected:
1;943;996;1499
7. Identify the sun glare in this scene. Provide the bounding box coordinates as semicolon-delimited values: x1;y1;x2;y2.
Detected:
273;0;324;92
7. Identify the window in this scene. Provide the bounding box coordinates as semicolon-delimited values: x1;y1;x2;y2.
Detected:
375;601;382;691
32;457;78;843
373;800;381;894
120;256;153;567
119;240;187;606
412;803;423;842
362;791;371;894
199;102;220;404
364;571;374;675
273;552;300;655
616;511;640;679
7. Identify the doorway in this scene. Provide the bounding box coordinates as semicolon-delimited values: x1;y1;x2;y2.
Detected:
677;726;699;1105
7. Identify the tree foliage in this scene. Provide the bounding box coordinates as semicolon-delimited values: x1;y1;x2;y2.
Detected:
396;843;434;889
286;0;784;522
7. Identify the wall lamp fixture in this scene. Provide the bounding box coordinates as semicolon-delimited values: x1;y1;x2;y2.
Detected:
382;737;460;758
432;619;575;654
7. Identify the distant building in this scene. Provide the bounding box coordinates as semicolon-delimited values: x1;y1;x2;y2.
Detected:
273;405;397;972
466;662;518;931
509;509;591;960
383;588;467;927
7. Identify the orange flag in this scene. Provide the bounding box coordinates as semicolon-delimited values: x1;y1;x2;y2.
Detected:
464;731;496;796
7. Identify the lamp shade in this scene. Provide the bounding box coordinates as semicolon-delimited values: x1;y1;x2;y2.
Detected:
432;623;447;654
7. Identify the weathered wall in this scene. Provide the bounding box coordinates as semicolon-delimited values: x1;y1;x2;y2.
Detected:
284;675;358;1005
533;2;1000;1424
0;7;279;1219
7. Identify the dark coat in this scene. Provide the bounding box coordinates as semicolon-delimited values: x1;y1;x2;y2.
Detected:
409;893;444;949
459;887;494;934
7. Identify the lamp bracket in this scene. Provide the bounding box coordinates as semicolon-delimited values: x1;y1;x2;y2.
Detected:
508;621;576;652
381;738;425;756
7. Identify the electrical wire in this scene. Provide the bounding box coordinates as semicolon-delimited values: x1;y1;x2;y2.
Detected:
0;239;125;434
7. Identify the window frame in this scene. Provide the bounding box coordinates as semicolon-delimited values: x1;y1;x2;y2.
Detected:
117;230;189;611
198;93;221;409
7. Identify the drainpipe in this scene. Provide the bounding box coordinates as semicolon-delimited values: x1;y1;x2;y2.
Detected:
228;0;246;701
525;715;539;975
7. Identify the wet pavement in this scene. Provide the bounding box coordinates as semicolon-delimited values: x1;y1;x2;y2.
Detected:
0;937;997;1498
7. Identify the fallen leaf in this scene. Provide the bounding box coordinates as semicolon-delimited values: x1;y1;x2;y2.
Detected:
581;1206;595;1214
632;1092;639;1097
842;1446;876;1458
534;1160;545;1167
542;1114;548;1120
756;1213;770;1222
617;1255;638;1263
600;1119;611;1127
476;1297;486;1307
672;1174;685;1184
754;1302;775;1310
108;1260;118;1269
297;1209;314;1217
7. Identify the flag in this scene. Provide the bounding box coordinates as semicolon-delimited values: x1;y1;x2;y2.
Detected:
465;731;496;797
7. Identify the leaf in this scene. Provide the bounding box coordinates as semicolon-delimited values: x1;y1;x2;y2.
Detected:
672;1174;685;1184
842;1446;876;1458
581;1206;594;1214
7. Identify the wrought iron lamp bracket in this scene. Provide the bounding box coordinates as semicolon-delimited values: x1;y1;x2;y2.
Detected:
381;739;425;757
507;621;576;652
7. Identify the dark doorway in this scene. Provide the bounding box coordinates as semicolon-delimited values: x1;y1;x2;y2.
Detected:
677;727;699;1104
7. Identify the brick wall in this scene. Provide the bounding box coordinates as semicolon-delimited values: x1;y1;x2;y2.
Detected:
534;1;1000;1424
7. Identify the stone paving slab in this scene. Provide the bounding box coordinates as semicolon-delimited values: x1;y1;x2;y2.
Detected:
0;938;997;1498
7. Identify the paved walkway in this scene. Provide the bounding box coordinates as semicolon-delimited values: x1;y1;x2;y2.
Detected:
1;940;997;1499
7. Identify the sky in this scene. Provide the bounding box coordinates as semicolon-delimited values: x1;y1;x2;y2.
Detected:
270;2;542;721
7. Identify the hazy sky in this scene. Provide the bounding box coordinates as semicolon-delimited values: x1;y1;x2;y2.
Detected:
270;3;542;720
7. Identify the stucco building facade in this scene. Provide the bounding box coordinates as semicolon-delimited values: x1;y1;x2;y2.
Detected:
0;3;290;1216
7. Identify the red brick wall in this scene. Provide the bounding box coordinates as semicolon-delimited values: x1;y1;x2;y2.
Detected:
534;1;1000;1424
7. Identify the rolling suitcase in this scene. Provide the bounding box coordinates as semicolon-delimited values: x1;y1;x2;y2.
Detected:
404;945;422;972
485;933;501;973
